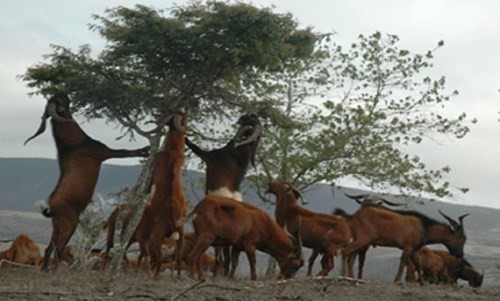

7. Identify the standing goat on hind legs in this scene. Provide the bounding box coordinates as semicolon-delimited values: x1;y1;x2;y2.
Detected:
184;113;262;276
25;92;149;271
125;113;188;278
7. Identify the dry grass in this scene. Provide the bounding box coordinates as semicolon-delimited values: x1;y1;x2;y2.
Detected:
0;268;499;301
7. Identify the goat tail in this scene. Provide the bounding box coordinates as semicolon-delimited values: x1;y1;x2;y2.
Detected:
36;200;52;218
176;211;197;227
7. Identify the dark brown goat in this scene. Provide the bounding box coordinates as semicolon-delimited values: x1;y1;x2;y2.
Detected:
25;93;149;270
184;113;262;201
185;113;262;275
266;181;352;276
341;204;468;282
126;114;187;277
183;195;303;280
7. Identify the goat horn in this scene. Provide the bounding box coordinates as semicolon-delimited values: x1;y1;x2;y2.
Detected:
438;210;460;230
292;186;308;205
234;122;262;148
24;112;48;145
344;193;366;200
380;198;404;207
143;114;172;135
344;193;364;204
458;213;469;227
172;114;187;134
46;102;74;123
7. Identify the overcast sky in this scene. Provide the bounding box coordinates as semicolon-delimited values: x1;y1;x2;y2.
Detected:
1;0;499;208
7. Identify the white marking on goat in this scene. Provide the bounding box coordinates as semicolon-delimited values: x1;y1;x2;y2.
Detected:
208;187;242;202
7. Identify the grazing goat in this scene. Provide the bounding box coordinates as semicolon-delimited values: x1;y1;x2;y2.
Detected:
336;193;404;279
266;181;352;276
126;113;187;277
183;195;303;280
185;113;262;275
341;204;468;282
0;234;43;267
432;250;484;287
25;92;149;271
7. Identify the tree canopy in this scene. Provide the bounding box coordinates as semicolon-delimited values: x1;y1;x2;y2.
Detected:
21;2;471;202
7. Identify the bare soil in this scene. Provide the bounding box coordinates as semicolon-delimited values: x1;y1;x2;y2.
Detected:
0;268;499;301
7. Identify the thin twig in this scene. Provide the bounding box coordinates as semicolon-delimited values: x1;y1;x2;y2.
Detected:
171;279;206;301
0;259;37;268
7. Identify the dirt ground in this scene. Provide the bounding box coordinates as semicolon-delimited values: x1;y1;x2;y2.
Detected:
0;268;499;301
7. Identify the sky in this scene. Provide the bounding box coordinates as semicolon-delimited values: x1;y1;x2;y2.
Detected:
1;0;499;208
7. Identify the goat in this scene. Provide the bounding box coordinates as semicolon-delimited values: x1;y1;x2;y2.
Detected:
0;234;43;268
102;202;137;261
125;113;187;277
182;195;303;280
25;92;149;271
185;113;261;201
432;250;484;287
185;113;262;276
266;181;352;276
341;204;468;282
336;193;404;279
406;246;450;285
161;232;216;277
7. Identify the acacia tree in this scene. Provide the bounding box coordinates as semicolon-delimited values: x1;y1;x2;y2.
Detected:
20;2;317;269
248;32;470;205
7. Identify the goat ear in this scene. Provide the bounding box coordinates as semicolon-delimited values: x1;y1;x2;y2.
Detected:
24;111;49;145
438;210;460;231
291;228;303;259
172;114;187;134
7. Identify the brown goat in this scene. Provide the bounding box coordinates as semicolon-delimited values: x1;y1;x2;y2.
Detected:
266;181;352;276
160;232;215;277
0;234;43;267
25;93;149;271
342;205;468;282
126;114;187;277
407;246;450;284
183;195;303;280
102;202;136;260
185;113;262;276
432;250;484;287
336;193;404;279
